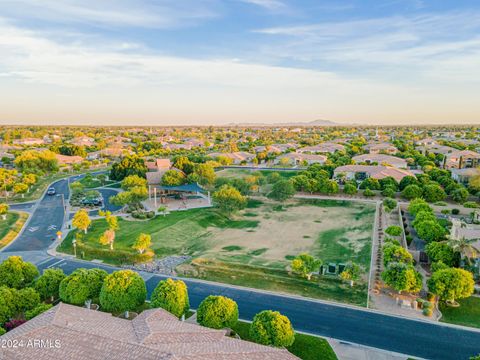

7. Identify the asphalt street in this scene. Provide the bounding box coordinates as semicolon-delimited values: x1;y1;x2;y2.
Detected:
2;173;480;359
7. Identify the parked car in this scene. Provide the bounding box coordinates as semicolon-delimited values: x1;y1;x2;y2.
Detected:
81;197;103;206
47;187;56;196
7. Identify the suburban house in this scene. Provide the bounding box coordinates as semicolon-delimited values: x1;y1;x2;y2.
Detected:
0;303;296;360
365;143;398;155
415;138;438;147
145;159;174;185
71;136;95;147
334;165;415;182
352;154;407;169
274;153;327;166
254;143;296;154
208;151;256;165
445;150;480;169
451;168;479;185
55;154;84;165
12;138;45;146
297;142;345;154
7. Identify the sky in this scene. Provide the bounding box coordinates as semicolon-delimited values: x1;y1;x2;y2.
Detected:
0;0;479;126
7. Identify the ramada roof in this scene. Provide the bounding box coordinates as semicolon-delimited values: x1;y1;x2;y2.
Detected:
0;303;297;360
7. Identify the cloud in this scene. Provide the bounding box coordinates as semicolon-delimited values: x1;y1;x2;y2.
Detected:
239;0;286;10
0;0;220;28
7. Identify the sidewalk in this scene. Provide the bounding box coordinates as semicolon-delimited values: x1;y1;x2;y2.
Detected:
327;339;416;360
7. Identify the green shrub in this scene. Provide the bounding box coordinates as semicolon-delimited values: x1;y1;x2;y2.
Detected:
197;295;238;329
59;268;108;305
464;201;479;208
441;209;450;215
423;308;433;317
423;301;432;309
249;310;295;347
385;226;403;237
363;189;375;197
0;327;5;336
151;278;189;318
451;208;460;215
99;270;147;313
25;303;53;320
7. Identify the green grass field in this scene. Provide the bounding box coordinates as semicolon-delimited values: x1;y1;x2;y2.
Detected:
439;297;480;328
232;321;337;360
0;212;29;249
59;198;375;305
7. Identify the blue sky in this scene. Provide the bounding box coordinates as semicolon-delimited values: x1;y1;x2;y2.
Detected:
0;0;479;125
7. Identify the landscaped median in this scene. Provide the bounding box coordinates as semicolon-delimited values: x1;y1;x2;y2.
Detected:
0;211;29;249
58;198;375;306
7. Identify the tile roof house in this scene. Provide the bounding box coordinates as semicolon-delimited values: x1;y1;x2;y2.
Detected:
445;150;480;169
208;152;256;164
352;154;407;169
334;165;415;182
0;303;297;360
145;159;178;186
55;154;84;165
365;143;398;155
297;142;345;154
451;168;479;185
275;153;327;166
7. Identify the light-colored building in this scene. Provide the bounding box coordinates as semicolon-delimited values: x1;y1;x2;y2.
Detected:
451;168;479;185
297;142;345;154
0;302;297;360
55;154;84;165
365;143;398;155
12;138;45;146
445;150;480;169
275;153;327;166
334;165;415;182
208;151;256;164
352;154;407;169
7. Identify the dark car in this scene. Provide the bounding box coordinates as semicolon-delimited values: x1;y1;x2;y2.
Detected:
47;187;56;196
81;197;103;206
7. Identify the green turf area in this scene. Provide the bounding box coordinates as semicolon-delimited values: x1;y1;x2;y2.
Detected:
232;321;337;360
439;296;480;328
0;212;29;249
59;198;374;305
0;212;20;241
76;174;115;189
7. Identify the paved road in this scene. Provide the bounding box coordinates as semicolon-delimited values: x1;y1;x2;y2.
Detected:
2;175;480;359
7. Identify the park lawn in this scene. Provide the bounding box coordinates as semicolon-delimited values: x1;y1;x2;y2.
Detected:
232;321;337;360
77;174;115;189
59;198;374;305
439;296;480;328
0;211;29;249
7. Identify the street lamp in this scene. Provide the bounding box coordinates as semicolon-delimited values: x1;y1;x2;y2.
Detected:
72;239;77;257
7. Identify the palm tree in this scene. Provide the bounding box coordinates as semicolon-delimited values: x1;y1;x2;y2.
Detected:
446;236;480;265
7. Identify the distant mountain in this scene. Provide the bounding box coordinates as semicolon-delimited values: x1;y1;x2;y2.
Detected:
226;119;344;127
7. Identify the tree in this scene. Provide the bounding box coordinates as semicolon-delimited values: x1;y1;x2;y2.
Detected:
25;303;53;320
382;262;422;293
34;268;66;301
402;184;423;200
340;262;361;286
14;150;58;173
193;163;216;186
268;179;295;201
121;175;147;190
13;183;28;198
0;203;9;220
383;198;397;212
109;191;132;207
408;198;432;216
452;187;469;204
423;183;446;203
359;178;381;190
99;229;116;250
196;295;238;329
70;181;85;194
428;268;474;305
415;220;446;242
99;270;147;313
131;233;151;254
291;253;321;280
425;242;458;267
150;278;189;318
343;182;358;195
385;225;403;237
382;243;413;266
72;209;91;234
249;310;295;347
0;286;16;324
446;237;480;264
161;170;186;186
173;156;195;174
399;176;420;191
13;287;41;314
212;185;247;214
110;155;147;181
0;256;39;289
59;268;108;305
